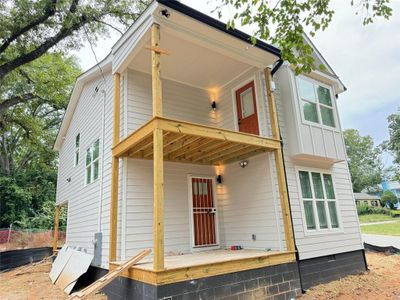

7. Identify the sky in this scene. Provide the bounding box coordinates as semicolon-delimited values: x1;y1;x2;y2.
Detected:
74;0;399;166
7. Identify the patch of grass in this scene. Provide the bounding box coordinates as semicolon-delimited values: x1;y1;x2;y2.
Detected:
361;221;400;236
391;210;400;216
358;214;394;223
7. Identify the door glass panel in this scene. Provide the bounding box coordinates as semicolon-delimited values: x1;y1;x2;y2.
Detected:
316;201;328;229
240;88;255;118
304;200;316;230
302;101;319;123
311;172;324;199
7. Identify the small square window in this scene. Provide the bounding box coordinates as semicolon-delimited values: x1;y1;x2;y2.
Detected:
320;106;335;127
302;101;319;123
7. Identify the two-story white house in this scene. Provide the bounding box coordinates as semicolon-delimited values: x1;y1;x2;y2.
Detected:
54;1;366;299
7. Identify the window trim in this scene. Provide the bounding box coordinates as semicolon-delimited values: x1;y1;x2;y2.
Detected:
295;167;343;236
296;75;339;131
74;133;80;167
84;138;100;186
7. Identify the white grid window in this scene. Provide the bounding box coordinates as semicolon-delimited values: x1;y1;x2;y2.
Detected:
74;133;80;166
298;170;339;231
85;139;100;185
297;77;336;128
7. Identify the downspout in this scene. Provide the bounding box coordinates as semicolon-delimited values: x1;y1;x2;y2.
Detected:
98;87;107;232
270;59;304;291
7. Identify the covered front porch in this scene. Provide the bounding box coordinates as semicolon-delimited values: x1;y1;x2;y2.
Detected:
108;4;295;278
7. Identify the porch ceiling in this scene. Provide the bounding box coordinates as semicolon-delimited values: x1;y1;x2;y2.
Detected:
112;117;281;165
128;31;253;91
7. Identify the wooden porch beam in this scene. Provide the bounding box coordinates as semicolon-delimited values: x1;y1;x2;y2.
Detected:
110;72;121;263
264;67;295;252
151;23;164;271
53;205;60;252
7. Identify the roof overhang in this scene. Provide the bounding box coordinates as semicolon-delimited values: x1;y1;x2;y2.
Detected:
54;55;112;151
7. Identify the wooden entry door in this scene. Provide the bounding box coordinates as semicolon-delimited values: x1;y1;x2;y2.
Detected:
235;81;260;135
191;177;218;247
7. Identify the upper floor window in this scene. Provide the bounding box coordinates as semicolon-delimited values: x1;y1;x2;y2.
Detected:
297;77;336;128
74;133;80;166
85;139;100;185
298;170;340;231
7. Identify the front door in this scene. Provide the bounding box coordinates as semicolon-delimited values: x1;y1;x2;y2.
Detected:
235;81;260;135
191;177;218;247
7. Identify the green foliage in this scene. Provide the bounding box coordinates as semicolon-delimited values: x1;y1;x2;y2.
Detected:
381;190;398;209
356;204;390;216
386;109;400;179
358;213;393;223
343;129;382;193
0;0;150;82
214;0;392;74
0;53;79;229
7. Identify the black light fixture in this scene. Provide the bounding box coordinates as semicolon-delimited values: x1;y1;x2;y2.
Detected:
239;160;249;168
160;9;170;18
216;174;223;184
211;101;217;111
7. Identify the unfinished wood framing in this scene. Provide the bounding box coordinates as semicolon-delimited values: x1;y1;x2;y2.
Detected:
109;250;296;286
151;22;165;271
112;117;280;165
53;205;60;252
109;73;121;263
264;67;296;252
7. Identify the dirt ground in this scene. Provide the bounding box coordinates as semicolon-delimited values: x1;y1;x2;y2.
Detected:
0;259;106;300
300;251;400;300
0;251;399;299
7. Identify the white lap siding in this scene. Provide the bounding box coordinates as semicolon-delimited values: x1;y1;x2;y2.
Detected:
273;68;363;260
56;73;115;268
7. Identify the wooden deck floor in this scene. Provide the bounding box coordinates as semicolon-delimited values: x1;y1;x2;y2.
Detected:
110;249;296;285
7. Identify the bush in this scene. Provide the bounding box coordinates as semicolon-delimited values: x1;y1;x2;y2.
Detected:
357;204;391;216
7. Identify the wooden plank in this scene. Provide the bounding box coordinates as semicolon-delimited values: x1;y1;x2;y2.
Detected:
127;135;154;157
112;118;155;157
264;67;295;252
109;72;121;263
157;117;280;150
208;146;260;165
166;137;205;160
53;206;60;252
199;143;252;163
274;149;296;252
173;138;218;160
188;140;231;161
153;127;164;271
109;251;296;286
163;135;200;157
220;148;267;165
152;23;162;117
69;249;151;300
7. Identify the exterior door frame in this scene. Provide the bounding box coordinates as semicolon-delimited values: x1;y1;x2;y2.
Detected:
231;76;262;135
187;174;220;251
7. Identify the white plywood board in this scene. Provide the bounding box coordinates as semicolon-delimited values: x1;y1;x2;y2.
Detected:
50;245;72;283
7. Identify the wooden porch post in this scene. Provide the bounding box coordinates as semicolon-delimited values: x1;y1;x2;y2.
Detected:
110;73;121;262
151;23;164;271
53;205;60;252
264;68;295;252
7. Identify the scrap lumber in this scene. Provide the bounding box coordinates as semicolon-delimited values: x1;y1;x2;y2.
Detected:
68;249;151;300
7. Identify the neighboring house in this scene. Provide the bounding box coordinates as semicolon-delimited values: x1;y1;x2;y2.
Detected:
53;1;366;299
354;193;381;207
382;181;400;209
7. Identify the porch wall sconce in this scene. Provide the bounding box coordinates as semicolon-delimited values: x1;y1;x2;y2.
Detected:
239;160;249;168
216;174;223;184
211;101;217;111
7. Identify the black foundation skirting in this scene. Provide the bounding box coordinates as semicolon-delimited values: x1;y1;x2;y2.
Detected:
298;249;367;290
84;262;302;300
0;247;53;271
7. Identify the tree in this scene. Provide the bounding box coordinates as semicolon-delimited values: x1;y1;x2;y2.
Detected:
386;109;400;179
0;0;150;113
215;0;392;74
381;190;397;209
343;129;382;193
0;53;80;228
